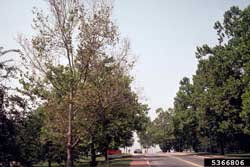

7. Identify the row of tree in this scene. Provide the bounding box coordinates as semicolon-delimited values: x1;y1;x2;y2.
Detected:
139;5;250;155
0;1;148;167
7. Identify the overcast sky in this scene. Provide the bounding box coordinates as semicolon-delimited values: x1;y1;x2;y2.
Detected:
0;0;249;120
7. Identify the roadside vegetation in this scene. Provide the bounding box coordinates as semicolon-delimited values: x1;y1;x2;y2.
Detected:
0;0;148;167
138;5;250;156
34;155;132;167
2;1;250;167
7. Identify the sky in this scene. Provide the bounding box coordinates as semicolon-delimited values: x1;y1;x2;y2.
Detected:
113;0;250;119
1;0;250;119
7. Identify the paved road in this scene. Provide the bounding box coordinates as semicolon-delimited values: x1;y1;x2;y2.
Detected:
131;153;204;167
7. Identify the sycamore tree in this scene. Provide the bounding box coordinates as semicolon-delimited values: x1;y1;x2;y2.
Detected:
18;0;127;166
74;55;148;165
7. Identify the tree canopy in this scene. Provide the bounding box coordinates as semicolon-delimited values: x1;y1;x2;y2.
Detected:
1;1;148;167
139;5;250;155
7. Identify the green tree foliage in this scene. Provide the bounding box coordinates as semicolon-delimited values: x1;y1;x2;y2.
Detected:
0;48;44;166
138;108;176;152
153;108;175;152
137;117;155;150
17;1;131;166
41;139;66;167
15;109;44;166
70;56;149;165
0;48;22;166
164;6;250;154
16;1;148;166
193;6;250;154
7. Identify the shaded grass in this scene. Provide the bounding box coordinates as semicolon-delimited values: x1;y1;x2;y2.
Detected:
34;154;132;167
97;156;132;167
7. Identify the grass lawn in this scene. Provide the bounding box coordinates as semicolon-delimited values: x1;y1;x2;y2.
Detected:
34;155;132;167
97;157;131;167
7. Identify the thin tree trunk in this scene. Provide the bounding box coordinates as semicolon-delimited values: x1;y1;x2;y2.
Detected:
67;91;73;167
90;139;97;167
105;148;108;161
48;160;51;167
220;138;225;155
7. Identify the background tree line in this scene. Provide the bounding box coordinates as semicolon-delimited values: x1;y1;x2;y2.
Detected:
0;0;149;167
139;5;250;155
